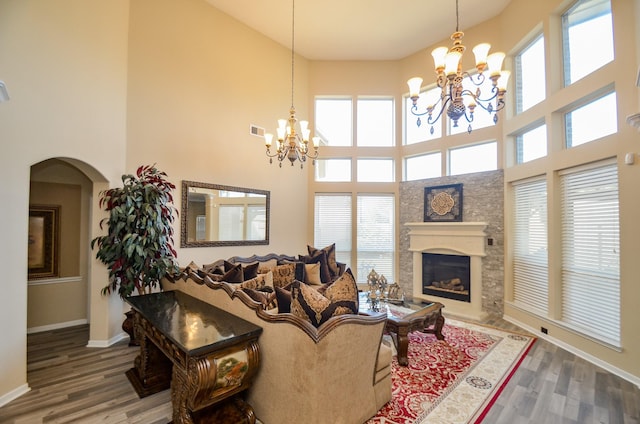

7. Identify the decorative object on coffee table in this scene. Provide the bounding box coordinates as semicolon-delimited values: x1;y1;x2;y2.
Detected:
424;183;463;222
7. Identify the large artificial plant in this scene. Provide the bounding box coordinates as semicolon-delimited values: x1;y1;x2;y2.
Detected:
91;165;180;298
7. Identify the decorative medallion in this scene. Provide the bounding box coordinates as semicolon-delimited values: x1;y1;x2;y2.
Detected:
424;184;463;222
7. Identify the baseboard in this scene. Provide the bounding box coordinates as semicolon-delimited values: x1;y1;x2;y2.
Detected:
86;331;129;348
504;315;640;389
27;319;88;334
0;383;30;408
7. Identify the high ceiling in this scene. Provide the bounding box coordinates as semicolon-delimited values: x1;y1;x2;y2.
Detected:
205;0;512;61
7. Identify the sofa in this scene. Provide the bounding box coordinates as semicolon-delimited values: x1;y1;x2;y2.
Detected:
162;253;392;424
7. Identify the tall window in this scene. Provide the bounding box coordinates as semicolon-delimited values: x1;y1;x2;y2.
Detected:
516;124;547;164
560;162;620;346
315;158;351;182
516;35;546;113
357;195;395;282
357;159;394;182
357;98;394;146
315;98;352;146
562;0;614;85
512;178;548;316
314;195;352;266
449;142;497;176
405;152;442;181
405;86;442;144
565;92;617;148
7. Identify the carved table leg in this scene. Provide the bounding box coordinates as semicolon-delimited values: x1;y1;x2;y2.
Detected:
395;326;410;367
433;313;445;341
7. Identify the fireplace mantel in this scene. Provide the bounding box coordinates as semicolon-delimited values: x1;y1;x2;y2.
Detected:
405;222;488;320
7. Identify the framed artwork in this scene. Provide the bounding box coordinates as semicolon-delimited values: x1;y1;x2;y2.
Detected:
424;184;463;222
28;205;60;280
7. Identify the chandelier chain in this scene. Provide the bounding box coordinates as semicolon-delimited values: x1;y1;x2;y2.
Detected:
455;0;459;32
290;0;295;109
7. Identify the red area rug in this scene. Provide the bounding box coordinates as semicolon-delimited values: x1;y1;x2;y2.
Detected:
368;319;536;424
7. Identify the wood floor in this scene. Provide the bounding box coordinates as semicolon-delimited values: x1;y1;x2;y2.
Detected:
1;317;639;424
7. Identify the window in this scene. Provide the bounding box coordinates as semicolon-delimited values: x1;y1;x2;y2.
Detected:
562;0;614;85
315;98;352;146
314;195;352;266
405;152;442;181
516;35;546;113
405;86;442;144
357;195;395;282
357;159;394;182
449;142;497;175
315;158;352;182
448;74;496;135
357;98;394;146
565;92;617;148
512;178;548;316
560;162;620;346
516;124;547;164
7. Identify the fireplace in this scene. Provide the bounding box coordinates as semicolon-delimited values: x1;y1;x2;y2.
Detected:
406;222;487;320
422;253;470;302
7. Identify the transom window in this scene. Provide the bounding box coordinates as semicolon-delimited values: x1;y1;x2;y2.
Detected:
515;35;546;113
516;124;547;164
357;98;394;146
449;142;497;176
565;91;617;148
315;98;352;146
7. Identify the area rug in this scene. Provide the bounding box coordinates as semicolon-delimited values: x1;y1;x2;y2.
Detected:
367;319;536;424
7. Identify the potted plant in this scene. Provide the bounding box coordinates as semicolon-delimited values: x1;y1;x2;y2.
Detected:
91;164;180;343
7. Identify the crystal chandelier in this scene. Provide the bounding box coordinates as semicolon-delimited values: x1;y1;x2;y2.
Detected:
407;0;510;134
264;0;320;169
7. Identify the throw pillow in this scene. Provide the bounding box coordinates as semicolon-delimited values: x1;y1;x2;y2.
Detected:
304;262;322;285
242;262;260;280
308;243;339;279
290;269;358;327
278;259;305;282
299;251;331;283
271;263;296;288
222;263;244;283
242;288;276;309
239;274;266;290
275;284;293;313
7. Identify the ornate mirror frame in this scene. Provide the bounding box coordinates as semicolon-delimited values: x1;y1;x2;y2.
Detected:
180;180;270;247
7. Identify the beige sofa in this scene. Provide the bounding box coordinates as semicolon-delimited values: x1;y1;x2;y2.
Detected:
162;254;392;424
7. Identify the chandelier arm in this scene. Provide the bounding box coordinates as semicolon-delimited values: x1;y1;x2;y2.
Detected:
425;96;452;126
460;70;486;87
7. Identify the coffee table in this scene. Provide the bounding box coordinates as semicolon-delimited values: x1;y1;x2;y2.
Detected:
359;293;445;366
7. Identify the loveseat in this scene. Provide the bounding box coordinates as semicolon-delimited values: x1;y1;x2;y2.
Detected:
162;253;392;424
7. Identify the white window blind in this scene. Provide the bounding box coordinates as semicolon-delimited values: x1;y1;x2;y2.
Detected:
314;194;352;267
560;162;620;346
513;178;548;315
357;195;395;282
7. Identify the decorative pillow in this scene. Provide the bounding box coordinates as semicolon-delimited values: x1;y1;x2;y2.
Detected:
308;243;339;279
290;269;358;327
202;262;224;275
222;263;244;283
278;259;305;282
239;274;266;290
299;251;331;283
275;284;293;313
304;262;322;285
271;263;296;289
242;262;260;280
257;259;278;273
242;288;276;309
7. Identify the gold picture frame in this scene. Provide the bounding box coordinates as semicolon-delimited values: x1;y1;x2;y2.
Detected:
28;205;60;280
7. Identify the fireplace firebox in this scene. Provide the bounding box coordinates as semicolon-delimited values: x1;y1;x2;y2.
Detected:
422;253;470;302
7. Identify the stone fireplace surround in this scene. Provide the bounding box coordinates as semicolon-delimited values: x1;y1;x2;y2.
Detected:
406;222;488;321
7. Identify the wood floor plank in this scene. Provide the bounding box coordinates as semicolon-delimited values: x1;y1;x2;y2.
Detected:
1;319;639;423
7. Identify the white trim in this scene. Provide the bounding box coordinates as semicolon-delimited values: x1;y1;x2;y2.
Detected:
504;314;640;388
28;276;82;286
27;319;88;334
0;384;30;407
87;332;129;348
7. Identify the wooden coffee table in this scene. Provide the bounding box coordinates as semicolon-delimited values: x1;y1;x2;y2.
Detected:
359;293;445;366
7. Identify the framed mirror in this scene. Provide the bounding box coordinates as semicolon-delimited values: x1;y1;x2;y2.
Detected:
181;181;270;247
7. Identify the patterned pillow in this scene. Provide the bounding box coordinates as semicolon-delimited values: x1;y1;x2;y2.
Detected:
271;263;296;288
299;251;331;283
290;269;359;327
239;274;267;290
308;243;339;279
242;288;276;309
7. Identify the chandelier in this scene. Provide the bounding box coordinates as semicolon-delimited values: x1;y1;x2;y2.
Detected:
264;0;320;169
407;0;510;134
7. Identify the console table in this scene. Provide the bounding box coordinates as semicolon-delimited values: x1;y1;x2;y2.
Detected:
124;290;263;424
